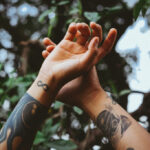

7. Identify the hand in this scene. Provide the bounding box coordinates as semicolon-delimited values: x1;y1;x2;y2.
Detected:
40;23;100;89
42;22;117;107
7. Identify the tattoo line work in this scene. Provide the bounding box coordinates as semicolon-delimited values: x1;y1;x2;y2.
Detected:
37;80;49;92
96;105;131;142
0;93;48;150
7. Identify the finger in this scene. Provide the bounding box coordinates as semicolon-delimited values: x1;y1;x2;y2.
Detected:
94;28;117;64
90;22;103;43
76;23;91;45
81;37;99;70
46;45;55;53
43;37;56;46
42;50;49;59
63;22;77;41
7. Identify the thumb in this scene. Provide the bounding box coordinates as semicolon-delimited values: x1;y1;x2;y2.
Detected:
80;37;99;70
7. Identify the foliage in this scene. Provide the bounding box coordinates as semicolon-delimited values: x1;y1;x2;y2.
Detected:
0;0;150;149
133;0;150;20
33;118;77;150
0;66;80;150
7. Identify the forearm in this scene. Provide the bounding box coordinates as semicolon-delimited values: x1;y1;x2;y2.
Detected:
0;72;59;150
82;90;150;150
0;93;48;150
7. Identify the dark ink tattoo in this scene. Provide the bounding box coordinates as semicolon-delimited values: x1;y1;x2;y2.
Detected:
0;93;48;150
96;110;120;138
37;80;49;92
127;148;134;150
96;105;131;143
120;115;131;136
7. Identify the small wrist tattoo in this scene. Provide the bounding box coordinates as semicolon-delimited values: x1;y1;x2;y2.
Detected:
37;80;49;92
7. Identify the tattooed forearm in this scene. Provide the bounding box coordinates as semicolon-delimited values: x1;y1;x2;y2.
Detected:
0;93;48;150
96;105;131;144
37;80;49;92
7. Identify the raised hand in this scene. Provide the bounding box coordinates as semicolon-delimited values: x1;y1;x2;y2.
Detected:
42;22;117;107
40;23;100;88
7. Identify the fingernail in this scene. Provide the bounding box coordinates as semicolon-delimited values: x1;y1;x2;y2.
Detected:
110;28;117;38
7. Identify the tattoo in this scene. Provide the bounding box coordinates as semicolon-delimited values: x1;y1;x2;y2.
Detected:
127;148;134;150
0;93;48;150
120;115;131;135
37;80;49;92
97;110;120;138
96;105;131;143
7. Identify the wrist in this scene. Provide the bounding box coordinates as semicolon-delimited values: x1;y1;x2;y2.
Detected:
27;71;62;107
81;89;109;121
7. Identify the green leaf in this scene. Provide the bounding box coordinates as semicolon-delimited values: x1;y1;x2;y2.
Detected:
108;80;118;95
48;140;77;150
142;7;147;17
38;9;52;23
25;73;37;80
48;122;60;135
17;84;26;98
141;1;150;17
119;89;131;96
43;119;60;137
69;8;79;15
45;118;53;127
10;95;19;104
84;12;101;22
0;89;4;95
4;78;14;87
77;0;82;16
66;18;74;24
42;118;53;134
106;6;122;12
0;63;3;71
57;1;70;6
34;131;46;145
48;14;58;37
51;0;56;4
53;101;64;110
133;0;147;20
73;106;83;115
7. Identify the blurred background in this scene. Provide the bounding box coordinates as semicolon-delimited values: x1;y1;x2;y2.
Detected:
0;0;150;150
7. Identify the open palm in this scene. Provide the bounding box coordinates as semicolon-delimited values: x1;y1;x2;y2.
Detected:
42;22;117;107
41;23;99;85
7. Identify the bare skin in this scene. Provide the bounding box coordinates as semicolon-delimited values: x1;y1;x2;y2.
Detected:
2;21;149;150
27;22;103;107
42;23;150;150
0;22;103;150
42;22;117;107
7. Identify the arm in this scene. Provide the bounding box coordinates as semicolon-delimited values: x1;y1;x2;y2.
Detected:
0;73;56;150
82;89;150;150
0;22;100;150
43;22;150;150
